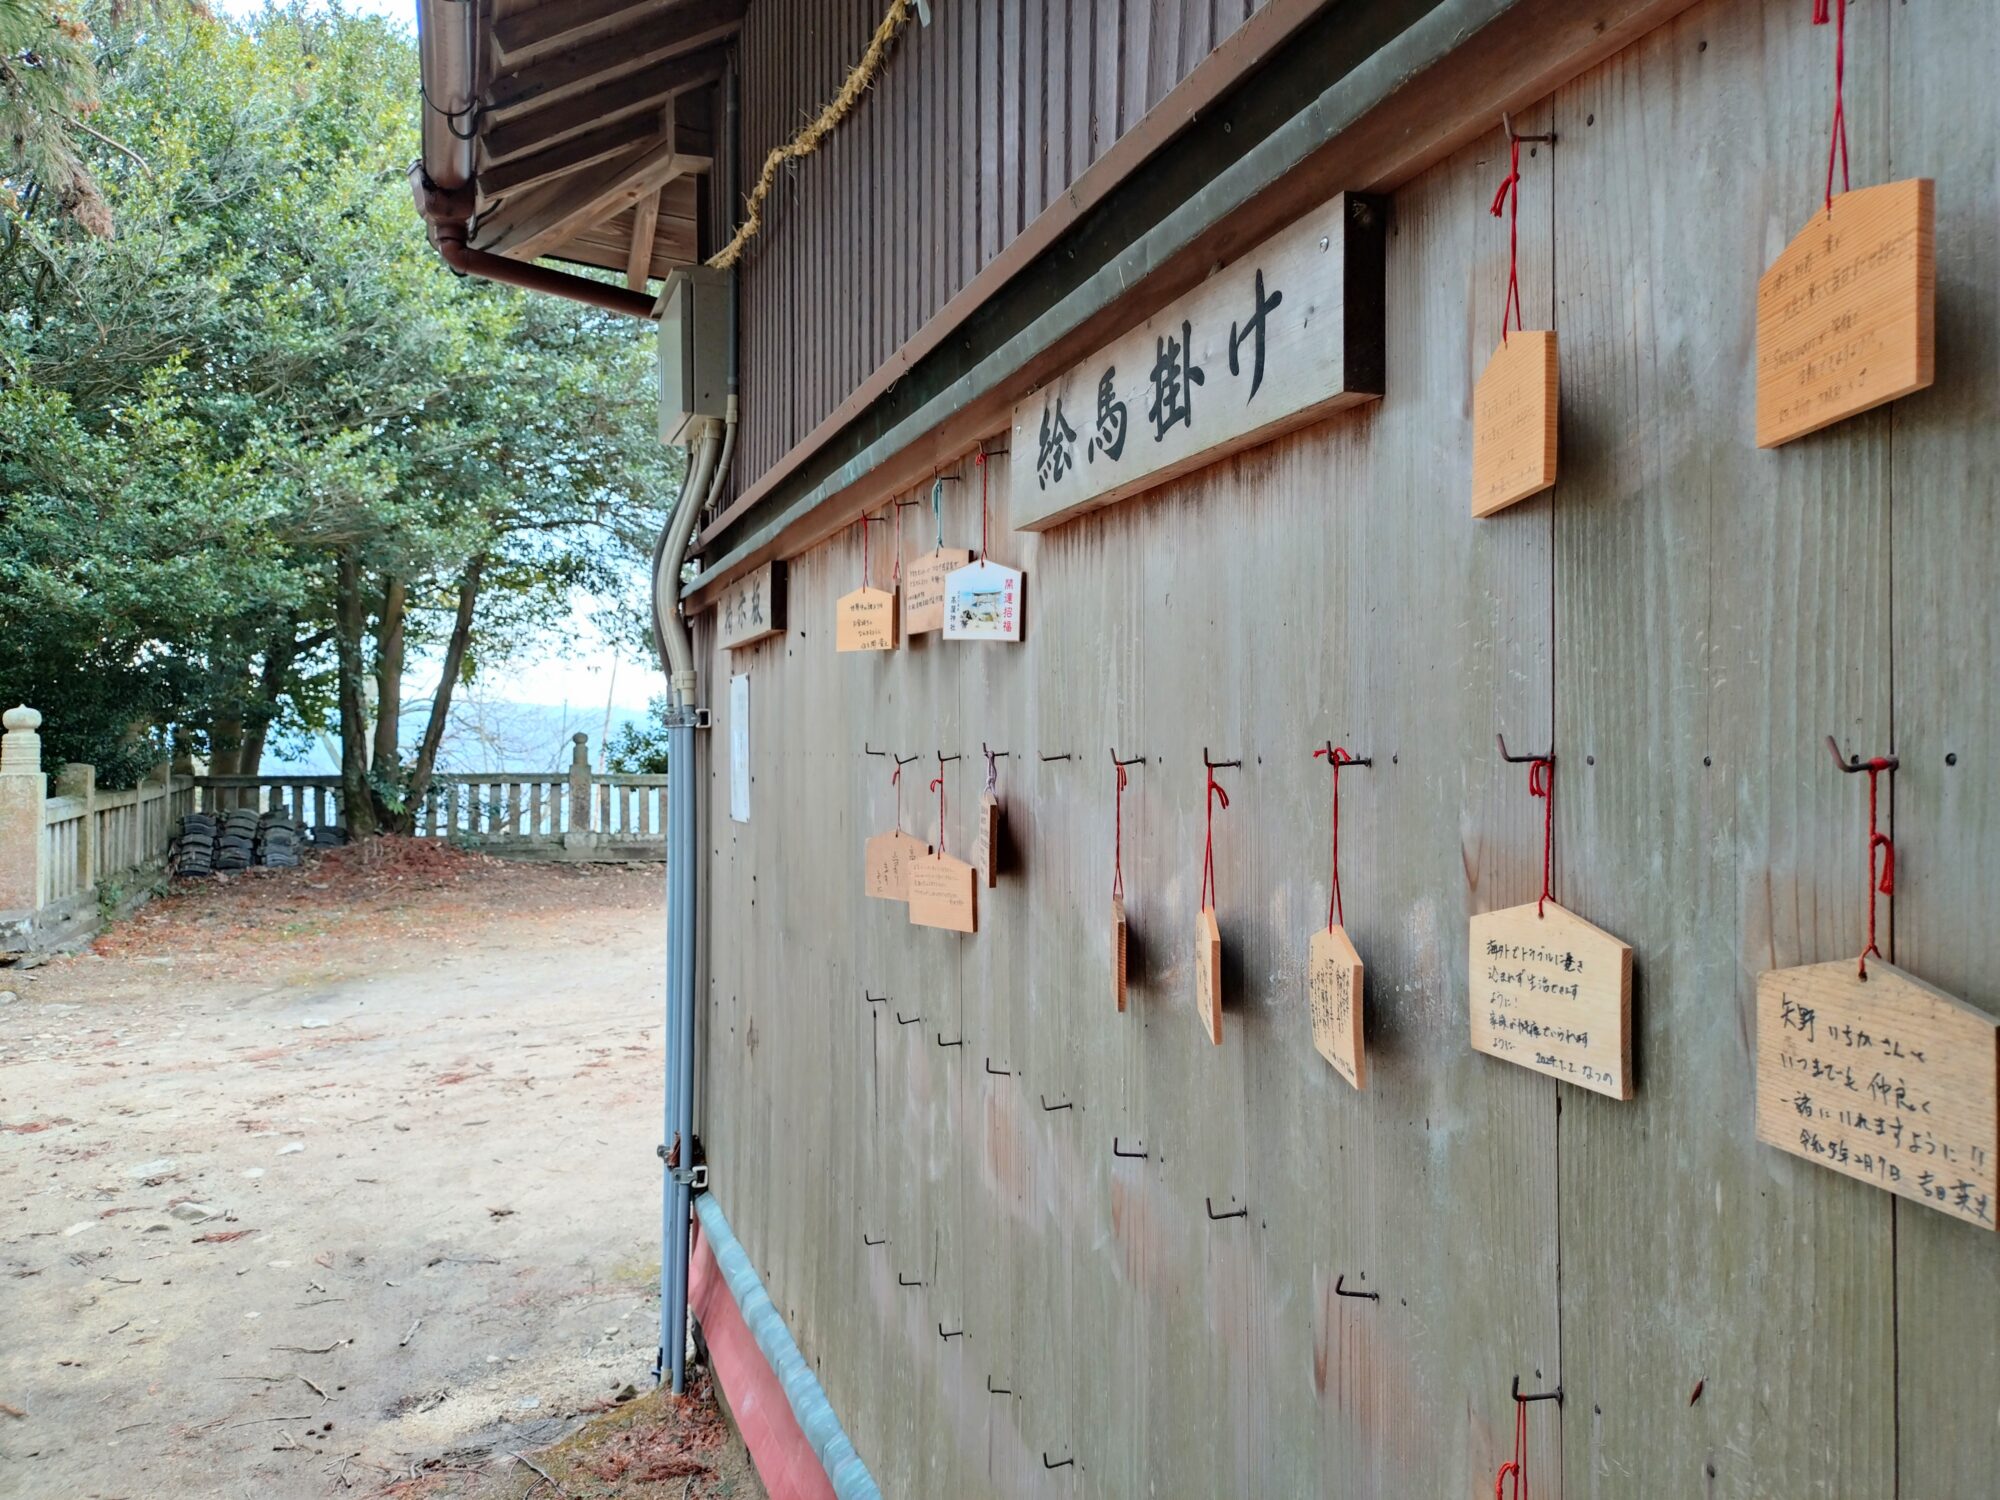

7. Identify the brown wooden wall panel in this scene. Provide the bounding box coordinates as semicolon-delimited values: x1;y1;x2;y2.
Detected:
733;0;1274;495
696;0;1998;1494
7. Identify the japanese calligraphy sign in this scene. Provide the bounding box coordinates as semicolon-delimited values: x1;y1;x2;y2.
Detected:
1194;907;1223;1046
835;585;898;652
1111;897;1128;1013
1756;959;1996;1230
909;854;977;934
1008;193;1386;531
716;561;787;651
1469;901;1632;1100
1756;179;1934;448
1471;330;1559;517
942;560;1023;642
1309;926;1365;1090
864;830;928;901
904;548;970;635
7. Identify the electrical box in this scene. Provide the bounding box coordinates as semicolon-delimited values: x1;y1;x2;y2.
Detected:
657;266;730;447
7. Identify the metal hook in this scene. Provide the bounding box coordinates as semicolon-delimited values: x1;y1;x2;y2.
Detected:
863;1233;886;1246
1512;1375;1563;1404
981;742;1010;760
1043;1454;1073;1470
894;496;923;509
1334;1274;1379;1301
864;991;888;1006
1112;1137;1147;1159
1205;1196;1247;1221
898;1272;923;1288
1496;733;1553;765
1203;748;1242;769
894;753;922;768
1501;111;1557;145
986;1375;1011;1395
936;1032;963;1048
939;1323;964;1340
1317;741;1373;768
895;1011;921;1026
1825;735;1899;773
864;743;887;758
1040;1095;1072;1112
1111;749;1146;767
937;750;961;765
984;1058;1011;1076
1040;751;1072;762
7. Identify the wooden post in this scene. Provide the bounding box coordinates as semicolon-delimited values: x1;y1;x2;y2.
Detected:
0;707;49;913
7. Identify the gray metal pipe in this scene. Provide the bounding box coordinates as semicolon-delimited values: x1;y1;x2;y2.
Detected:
663;713;699;1392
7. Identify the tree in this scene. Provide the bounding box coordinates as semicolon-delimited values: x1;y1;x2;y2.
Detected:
0;3;677;810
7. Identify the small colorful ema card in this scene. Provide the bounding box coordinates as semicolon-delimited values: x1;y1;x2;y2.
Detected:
941;558;1023;643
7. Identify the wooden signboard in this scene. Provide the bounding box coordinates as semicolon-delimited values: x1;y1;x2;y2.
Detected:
1471;330;1559;517
941;560;1023;642
835;586;898;652
716;561;787;651
1308;925;1366;1090
1469;901;1632;1100
1111;897;1128;1013
909;854;977;934
1194;907;1222;1046
904;548;970;635
971;793;1002;888
1756;178;1935;448
863;830;928;901
1756;959;1997;1230
1008;193;1386;532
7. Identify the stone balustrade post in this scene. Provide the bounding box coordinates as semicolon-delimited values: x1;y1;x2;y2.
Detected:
0;706;49;914
567;733;593;834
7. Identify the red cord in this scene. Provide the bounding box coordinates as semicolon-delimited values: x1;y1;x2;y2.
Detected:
931;771;947;857
1813;0;1850;214
975;450;990;561
1859;757;1895;977
1199;769;1230;912
1313;745;1359;931
1526;756;1555;918
1494;1395;1529;1499
1489;136;1524;343
1112;762;1128;901
890;763;903;833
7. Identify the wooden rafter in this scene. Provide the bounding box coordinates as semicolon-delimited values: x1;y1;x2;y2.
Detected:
477;110;661;206
476;131;711;263
479;46;727;167
626;189;663;291
493;0;674;65
483;0;744;122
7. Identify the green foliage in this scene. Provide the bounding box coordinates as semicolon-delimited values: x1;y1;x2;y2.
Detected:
604;696;672;776
0;0;108;235
0;3;678;788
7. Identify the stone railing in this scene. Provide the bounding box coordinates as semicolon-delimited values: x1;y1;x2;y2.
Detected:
194;733;666;862
1;707;197;955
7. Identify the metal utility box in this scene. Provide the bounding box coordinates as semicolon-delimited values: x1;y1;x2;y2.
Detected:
657;266;730;447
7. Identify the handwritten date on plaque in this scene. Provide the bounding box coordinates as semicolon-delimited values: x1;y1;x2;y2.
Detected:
1468;901;1632;1100
1756;959;1996;1230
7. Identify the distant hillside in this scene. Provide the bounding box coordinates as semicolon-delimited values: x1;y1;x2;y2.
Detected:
260;700;650;776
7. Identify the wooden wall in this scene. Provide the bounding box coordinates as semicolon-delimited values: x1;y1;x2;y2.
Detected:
696;0;1997;1493
734;0;1277;489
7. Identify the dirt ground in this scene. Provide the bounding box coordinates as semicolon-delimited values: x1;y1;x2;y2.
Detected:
0;842;763;1500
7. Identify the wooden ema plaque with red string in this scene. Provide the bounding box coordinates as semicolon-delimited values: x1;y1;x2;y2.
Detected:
1194;908;1222;1045
1471;331;1559;517
909;854;976;933
1309;927;1365;1090
1755;960;1997;1229
1469;901;1632;1099
1111;897;1128;1013
864;830;928;901
972;794;1002;888
835;587;896;651
1756;179;1934;447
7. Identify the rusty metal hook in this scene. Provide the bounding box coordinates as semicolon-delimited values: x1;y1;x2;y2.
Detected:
1316;741;1373;768
1111;749;1146;767
864;991;887;1006
1501;111;1557;145
863;1233;886;1246
1112;1137;1147;1159
895;1011;921;1026
897;1272;922;1288
1496;733;1553;765
1512;1375;1563;1404
984;1058;1010;1076
1040;751;1072;762
1040;1095;1072;1112
1203;748;1241;769
1205;1196;1247;1221
936;1032;962;1048
1334;1274;1378;1301
1826;734;1899;773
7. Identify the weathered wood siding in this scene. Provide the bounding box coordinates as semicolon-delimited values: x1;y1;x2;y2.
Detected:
735;0;1278;491
696;0;1998;1492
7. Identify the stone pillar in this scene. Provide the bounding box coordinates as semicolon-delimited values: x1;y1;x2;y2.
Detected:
0;707;48;913
56;762;96;894
567;733;593;834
